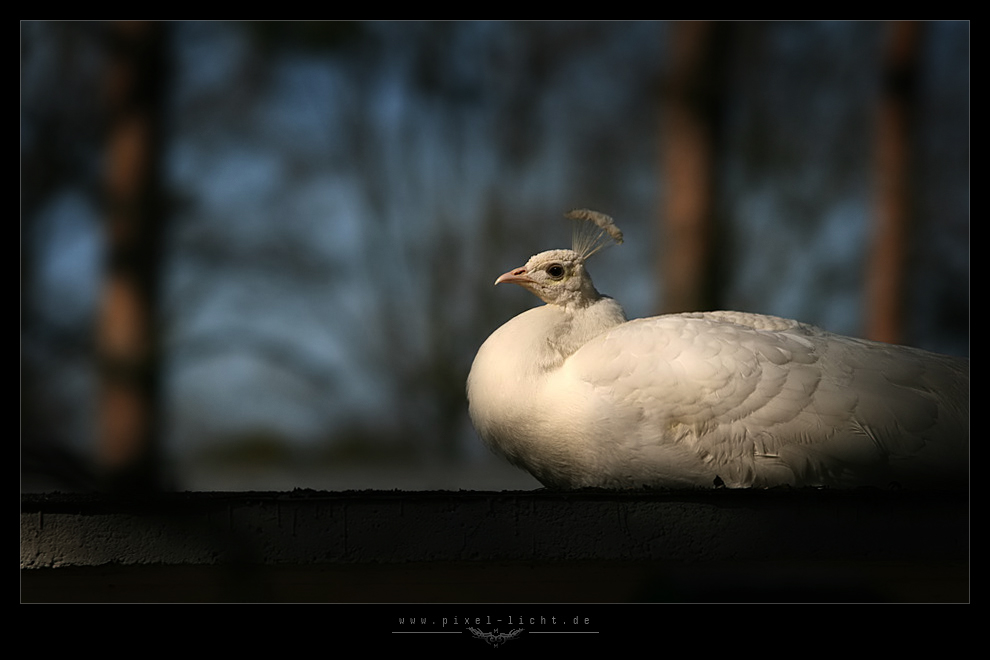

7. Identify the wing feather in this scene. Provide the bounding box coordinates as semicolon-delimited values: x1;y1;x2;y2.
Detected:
558;312;967;487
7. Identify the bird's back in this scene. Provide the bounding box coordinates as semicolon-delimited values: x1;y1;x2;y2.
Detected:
557;311;969;488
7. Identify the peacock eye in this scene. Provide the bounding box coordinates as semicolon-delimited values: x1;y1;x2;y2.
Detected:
546;264;565;279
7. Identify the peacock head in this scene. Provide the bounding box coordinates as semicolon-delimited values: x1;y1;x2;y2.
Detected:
495;210;623;308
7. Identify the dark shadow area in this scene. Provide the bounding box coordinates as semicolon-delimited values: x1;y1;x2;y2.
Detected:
21;488;969;603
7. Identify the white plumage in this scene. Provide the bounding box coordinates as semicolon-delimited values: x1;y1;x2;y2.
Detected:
467;210;969;489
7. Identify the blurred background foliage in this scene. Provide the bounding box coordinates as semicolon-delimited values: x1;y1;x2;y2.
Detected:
20;21;968;492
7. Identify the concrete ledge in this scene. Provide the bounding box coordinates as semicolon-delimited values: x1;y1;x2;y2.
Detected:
20;489;969;602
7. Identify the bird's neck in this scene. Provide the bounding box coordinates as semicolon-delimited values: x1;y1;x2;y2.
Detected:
543;296;627;365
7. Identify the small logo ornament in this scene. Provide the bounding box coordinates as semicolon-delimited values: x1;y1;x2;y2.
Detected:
467;627;525;647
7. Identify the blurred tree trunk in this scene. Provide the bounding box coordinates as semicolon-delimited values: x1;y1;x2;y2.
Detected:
97;21;167;490
866;21;920;344
658;21;727;314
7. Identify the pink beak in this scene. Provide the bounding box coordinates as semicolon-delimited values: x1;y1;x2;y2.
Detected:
494;266;533;286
